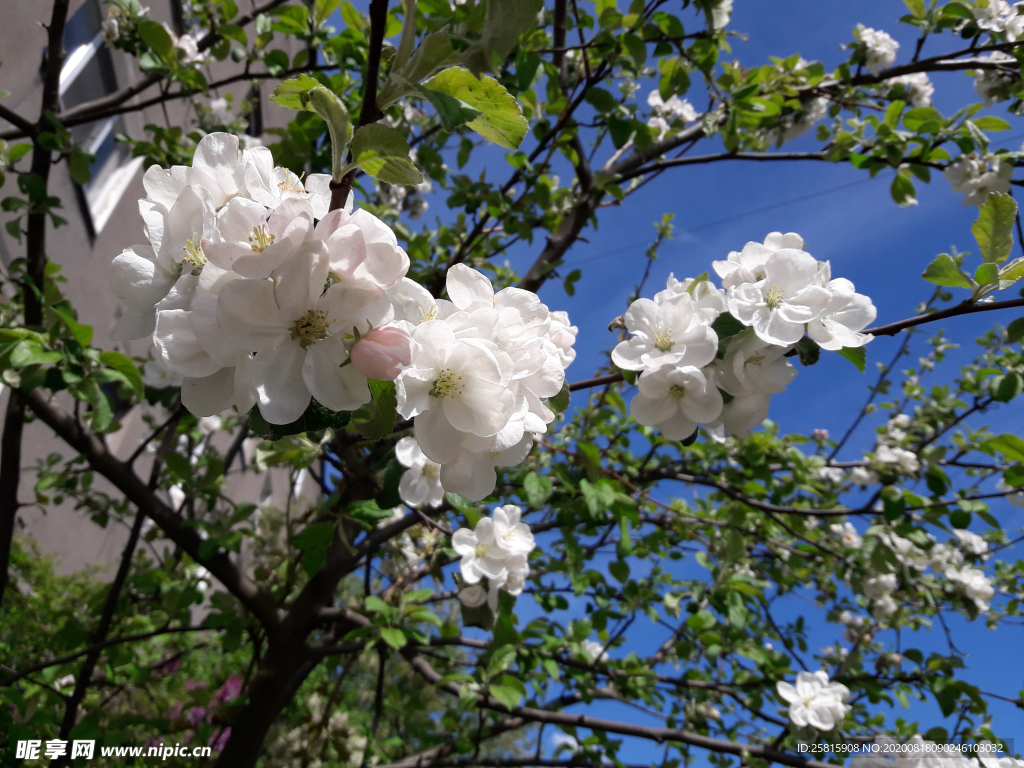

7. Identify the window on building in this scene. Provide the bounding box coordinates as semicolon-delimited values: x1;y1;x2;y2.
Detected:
60;0;143;235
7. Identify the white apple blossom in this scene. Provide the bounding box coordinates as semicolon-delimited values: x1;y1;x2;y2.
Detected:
944;153;1014;206
775;670;851;731
768;97;829;145
858;27;899;74
996;478;1024;507
629;365;724;439
954;529;989;558
316;207;411;290
712;232;804;289
807;275;877;351
886;72;934;107
611;294;718;371
872;594;898;620
972;52;1018;105
451;517;509;584
863;573;897;599
453;506;535;612
243;147;332;219
817;467;845;484
850;466;878;486
395;437;445;508
727;247;832;346
438;433;533;502
875;444;921;474
491;504;534;554
654;274;727;323
830;522;863;549
581;639;608;662
945;566;995;612
646;90;697;137
203;196;314;279
974;0;1024;40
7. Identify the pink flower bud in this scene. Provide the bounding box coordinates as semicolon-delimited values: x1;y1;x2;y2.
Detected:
349;326;413;380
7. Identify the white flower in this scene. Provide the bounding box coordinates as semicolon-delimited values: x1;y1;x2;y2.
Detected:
396;320;515;462
629;365;724;439
141;355;183;389
929;542;964;572
997;478;1024;507
655;274;727;324
944;153;1014;206
875;444;920;474
830;522;863;549
451;517;509;584
818;467;845;484
886;72;934;107
316;207;411;290
712;232;804;289
712;330;798;398
850;466;878;486
646;90;697;137
768;97;829;145
776;670;851;731
581;639;608;663
203;196;314;278
709;0;732;29
945;565;995;612
491;505;534;554
890;413;911;428
872;593;899;620
217;243;390;424
974;0;1024;40
858;27;899;74
101;17;119;44
611;293;718;372
458;581;501;612
954;529;989;557
807;275;877;351
972;52;1018;105
395;437;444;508
863;573;897;598
436;433;533;503
727;247;832;346
547;310;578;367
244;147;332;220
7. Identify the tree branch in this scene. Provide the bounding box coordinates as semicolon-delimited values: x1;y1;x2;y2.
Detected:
0;104;35;137
0;391;26;607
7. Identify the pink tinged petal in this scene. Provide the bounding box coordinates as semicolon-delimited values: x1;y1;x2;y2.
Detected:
350;327;413;380
110;308;156;341
154;310;221;377
111;245;177;309
446;264;494;309
181;367;236;416
629;391;676;427
252;341;311;425
217;278;287;352
302;337;371;412
414;407;464;464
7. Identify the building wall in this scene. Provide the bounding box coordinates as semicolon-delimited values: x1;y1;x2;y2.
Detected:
0;0;319;577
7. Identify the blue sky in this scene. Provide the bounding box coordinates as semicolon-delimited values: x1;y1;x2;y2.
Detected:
335;0;1024;759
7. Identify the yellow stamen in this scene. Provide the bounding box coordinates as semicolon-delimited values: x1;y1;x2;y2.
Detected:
291;309;330;347
430;369;464;399
248;224;276;253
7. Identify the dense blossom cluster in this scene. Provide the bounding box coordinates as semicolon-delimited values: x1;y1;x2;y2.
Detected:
858;27;899;74
775;670;850;731
614;233;876;439
944;152;1014;206
645;89;698;138
452;506;535;611
113;133;576;503
972;0;1024;41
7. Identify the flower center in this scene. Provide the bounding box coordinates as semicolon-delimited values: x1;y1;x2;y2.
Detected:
277;171;305;194
669;384;686;401
765;284;786;310
653;327;674;352
291;309;330;348
748;354;766;366
181;236;206;274
474;544;488;559
422;463;439;478
248;224;276;253
430;368;464;399
419;303;439;323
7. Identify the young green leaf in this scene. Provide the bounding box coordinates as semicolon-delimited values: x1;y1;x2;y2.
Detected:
350;124;423;185
922;253;975;289
425;68;528;150
836;346;867;372
972;192;1016;264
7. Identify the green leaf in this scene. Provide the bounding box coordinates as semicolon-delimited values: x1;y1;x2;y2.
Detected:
973;192;1017;265
903;107;944;132
487;684;522;710
995;372;1023;402
347;498;394;525
890;173;918;207
837;346;866;372
351;379;400;441
903;0;926;18
523;472;552;508
51;309;93;346
486;645;517;678
711;312;745;341
138;20;174;60
975;262;1000;286
380;627;407;650
291;522;335;577
68;149;93;185
350;124;423;185
545;380;571;416
83;378;114;432
986;433;1024;461
460;0;544;77
1007;316;1024;343
248;399;351;440
999;256;1024;283
425;68;528;150
338;1;364;32
270;74;323;110
263;49;289;76
608;559;630;583
99;351;143;401
418;87;482;132
971;115;1012;131
794;336;820;366
922;253;975;289
9;340;61;368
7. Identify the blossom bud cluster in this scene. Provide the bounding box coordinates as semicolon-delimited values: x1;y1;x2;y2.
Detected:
613;232;876;440
451;505;535;611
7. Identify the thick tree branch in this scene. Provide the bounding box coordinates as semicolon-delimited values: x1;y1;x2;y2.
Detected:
0;104;35;136
619;151;829;181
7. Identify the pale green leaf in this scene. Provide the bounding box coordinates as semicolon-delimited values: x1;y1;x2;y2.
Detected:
973;192;1017;264
425;67;528;149
350;125;423;185
922;253;975;289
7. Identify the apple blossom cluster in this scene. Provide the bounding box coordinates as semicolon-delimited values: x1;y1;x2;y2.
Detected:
972;0;1024;41
613;232;877;440
885;72;934;108
775;670;850;731
944;153;1014;206
857;27;899;74
971;51;1019;105
452;505;535;612
645;89;698;139
391;264;577;502
111;134;577;504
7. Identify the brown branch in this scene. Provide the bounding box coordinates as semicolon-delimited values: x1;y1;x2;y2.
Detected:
619;151;829;181
0;391;26;607
0;104;35;137
23;390;281;633
865;297;1024;337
